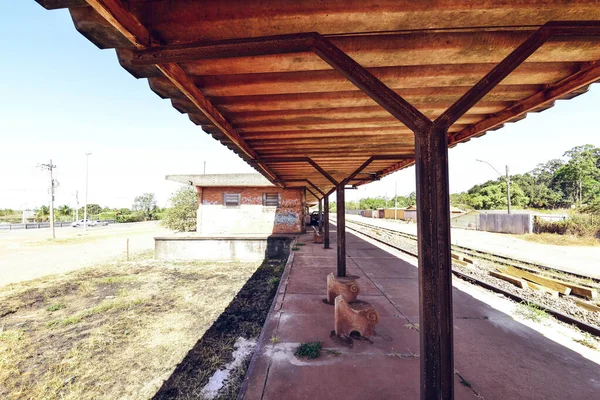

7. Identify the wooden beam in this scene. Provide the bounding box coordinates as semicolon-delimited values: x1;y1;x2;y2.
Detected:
339;157;374;187
305;180;325;197
336;184;346;277
435;25;553;128
575;299;600;313
306;187;320;201
318;197;323;233
133;33;314;64
415;124;454;399
437;21;600;128
307;158;339;186
502;266;572;295
450;61;600;145
133;31;432;132
84;0;281;185
85;0;153;49
324;194;330;249
259;157;339;185
489;270;528;289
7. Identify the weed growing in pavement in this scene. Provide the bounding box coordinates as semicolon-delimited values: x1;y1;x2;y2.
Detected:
295;243;306;247
575;332;598;349
514;301;549;324
291;246;300;251
269;335;280;344
324;348;341;356
295;341;322;359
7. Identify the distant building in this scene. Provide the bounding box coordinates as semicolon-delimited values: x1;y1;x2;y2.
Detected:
166;174;306;235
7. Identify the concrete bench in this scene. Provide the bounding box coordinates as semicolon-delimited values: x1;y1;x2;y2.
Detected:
312;226;324;244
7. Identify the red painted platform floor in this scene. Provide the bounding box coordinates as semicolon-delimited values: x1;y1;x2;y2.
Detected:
239;229;600;400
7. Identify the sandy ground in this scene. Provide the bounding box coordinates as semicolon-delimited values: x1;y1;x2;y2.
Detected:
346;215;600;279
0;222;170;287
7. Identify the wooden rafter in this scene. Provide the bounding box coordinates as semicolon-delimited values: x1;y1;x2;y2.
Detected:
436;21;600;128
84;0;282;185
450;61;600;145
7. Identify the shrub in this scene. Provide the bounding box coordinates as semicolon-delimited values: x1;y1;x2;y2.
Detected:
99;212;116;221
534;215;600;238
117;212;145;223
161;187;197;232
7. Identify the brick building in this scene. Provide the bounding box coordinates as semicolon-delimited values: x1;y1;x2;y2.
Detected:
166;174;306;235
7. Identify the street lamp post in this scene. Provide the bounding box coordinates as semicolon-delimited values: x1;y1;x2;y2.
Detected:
476;159;511;214
84;153;92;231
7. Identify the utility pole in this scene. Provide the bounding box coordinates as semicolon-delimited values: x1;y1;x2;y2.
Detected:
505;165;511;215
476;159;511;214
203;161;206;175
39;160;57;239
84;153;92;231
394;180;398;220
75;191;79;221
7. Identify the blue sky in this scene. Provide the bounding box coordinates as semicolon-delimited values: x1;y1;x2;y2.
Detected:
1;2;598;209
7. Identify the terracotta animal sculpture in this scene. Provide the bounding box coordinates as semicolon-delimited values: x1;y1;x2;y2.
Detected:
326;272;360;304
334;295;380;338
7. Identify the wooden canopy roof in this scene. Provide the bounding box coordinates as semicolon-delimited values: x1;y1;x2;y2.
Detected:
37;1;600;202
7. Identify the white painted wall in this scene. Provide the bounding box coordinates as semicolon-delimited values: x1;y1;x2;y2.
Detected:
197;205;282;235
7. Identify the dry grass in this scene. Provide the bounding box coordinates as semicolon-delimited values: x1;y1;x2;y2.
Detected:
519;233;600;247
0;253;262;400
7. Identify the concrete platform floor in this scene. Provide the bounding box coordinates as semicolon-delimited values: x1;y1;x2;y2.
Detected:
240;229;600;400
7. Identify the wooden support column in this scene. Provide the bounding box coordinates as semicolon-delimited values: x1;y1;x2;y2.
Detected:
336;185;346;277
323;194;330;249
318;197;323;233
415;125;454;400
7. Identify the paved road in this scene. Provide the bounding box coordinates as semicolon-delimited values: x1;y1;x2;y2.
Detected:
346;215;600;279
0;222;170;287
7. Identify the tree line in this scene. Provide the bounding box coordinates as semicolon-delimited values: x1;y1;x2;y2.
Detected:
0;193;161;224
450;144;600;213
329;145;600;215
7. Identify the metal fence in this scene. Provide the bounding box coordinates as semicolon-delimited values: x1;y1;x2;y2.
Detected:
479;213;533;234
0;220;116;231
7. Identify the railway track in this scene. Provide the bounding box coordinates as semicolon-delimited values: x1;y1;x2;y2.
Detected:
333;217;600;337
344;218;600;284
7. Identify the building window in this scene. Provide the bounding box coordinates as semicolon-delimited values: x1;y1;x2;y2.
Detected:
223;193;241;207
263;193;280;207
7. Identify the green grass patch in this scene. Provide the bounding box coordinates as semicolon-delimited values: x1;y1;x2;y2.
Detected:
268;277;280;287
45;303;66;312
295;341;322;359
574;332;598;349
514;301;549;324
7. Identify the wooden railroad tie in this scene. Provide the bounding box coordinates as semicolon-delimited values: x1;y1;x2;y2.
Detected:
501;266;572;296
575;299;600;313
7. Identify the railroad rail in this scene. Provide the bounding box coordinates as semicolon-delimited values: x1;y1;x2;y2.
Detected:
333;217;600;337
344;218;600;283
